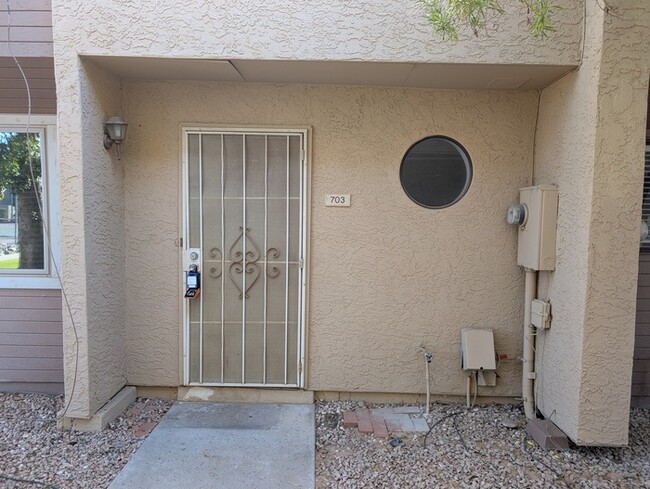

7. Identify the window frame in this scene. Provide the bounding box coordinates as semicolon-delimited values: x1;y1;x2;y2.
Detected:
399;135;473;210
0;114;60;289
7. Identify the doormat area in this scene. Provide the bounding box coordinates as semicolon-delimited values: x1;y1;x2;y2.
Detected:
109;402;315;489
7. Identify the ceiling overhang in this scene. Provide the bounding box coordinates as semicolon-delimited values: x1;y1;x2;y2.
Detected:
83;55;574;91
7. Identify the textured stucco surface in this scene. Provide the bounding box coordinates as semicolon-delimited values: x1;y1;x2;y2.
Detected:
121;81;537;397
51;0;582;66
53;53;128;417
533;0;650;445
50;0;650;445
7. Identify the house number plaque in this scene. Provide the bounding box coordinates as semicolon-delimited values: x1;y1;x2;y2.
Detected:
325;194;351;207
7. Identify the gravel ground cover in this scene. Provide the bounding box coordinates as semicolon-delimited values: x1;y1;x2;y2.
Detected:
316;401;650;489
2;394;648;488
0;393;173;489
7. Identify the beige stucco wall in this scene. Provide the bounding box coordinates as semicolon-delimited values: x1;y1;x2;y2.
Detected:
51;0;582;66
533;0;650;445
55;54;128;417
121;81;537;397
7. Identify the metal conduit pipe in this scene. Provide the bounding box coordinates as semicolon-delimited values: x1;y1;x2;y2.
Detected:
523;269;538;420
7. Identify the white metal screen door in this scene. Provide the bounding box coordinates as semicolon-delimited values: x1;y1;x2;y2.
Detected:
183;130;307;387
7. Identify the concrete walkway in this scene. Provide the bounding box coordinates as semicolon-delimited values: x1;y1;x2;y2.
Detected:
109;402;315;489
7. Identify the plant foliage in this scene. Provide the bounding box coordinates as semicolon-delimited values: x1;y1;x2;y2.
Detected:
419;0;556;41
0;132;41;198
0;132;44;269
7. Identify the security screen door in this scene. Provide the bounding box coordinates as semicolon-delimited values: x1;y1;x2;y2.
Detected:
184;130;307;387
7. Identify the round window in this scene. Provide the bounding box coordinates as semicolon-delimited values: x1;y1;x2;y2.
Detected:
399;136;472;209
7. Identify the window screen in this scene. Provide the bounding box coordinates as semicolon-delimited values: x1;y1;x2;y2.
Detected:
400;136;472;209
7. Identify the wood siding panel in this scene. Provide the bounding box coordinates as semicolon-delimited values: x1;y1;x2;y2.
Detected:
0;382;61;394
1;308;61;321
636;274;650;287
0;288;63;394
2;1;51;12
633;359;650;372
0;0;55;106
0;57;55;112
0;88;55;99
2;333;62;346
0;11;52;27
0;320;64;333
633;255;650;406
0;4;53;57
635;347;650;360
0;287;59;296
0;357;62;370
0;369;62;382
0;26;52;42
0;78;54;89
0;344;62;357
635;335;650;348
632;371;649;385
0;43;52;57
0;296;63;309
0;66;55;79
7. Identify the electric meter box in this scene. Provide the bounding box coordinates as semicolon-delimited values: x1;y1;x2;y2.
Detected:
517;185;558;271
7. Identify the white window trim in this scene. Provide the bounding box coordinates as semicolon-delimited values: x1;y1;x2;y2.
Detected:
0;114;60;289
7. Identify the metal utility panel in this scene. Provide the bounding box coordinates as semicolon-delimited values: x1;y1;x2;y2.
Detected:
517;185;558;271
461;329;496;371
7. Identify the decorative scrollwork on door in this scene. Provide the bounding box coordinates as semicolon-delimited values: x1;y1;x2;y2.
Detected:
208;247;222;278
213;227;281;299
266;248;281;278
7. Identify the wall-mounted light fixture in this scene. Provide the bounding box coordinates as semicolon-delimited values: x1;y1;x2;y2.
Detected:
103;116;128;160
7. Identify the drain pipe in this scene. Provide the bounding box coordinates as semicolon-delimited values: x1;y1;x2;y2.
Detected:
418;347;433;415
522;268;537;419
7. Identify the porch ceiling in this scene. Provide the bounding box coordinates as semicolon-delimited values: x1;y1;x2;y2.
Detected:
84;56;573;91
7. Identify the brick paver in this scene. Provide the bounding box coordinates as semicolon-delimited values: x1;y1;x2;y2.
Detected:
411;418;430;432
343;408;430;437
126;402;146;418
133;421;158;437
384;414;417;432
355;409;373;434
342;411;358;428
384;417;403;433
370;416;389;438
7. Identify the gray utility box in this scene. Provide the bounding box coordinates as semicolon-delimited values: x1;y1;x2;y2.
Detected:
517;185;559;271
460;329;496;371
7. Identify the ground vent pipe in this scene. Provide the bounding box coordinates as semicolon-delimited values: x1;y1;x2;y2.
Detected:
523;269;537;419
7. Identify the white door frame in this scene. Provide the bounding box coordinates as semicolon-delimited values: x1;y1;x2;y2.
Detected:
181;126;310;388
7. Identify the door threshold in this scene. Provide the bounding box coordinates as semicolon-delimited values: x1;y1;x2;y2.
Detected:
178;386;314;404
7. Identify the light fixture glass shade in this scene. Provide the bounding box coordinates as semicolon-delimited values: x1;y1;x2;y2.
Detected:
104;116;128;143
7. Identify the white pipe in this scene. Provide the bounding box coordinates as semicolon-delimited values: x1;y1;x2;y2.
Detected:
424;356;430;415
523;269;538;419
466;375;471;409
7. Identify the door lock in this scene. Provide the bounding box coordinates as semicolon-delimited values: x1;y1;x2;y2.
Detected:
185;263;201;299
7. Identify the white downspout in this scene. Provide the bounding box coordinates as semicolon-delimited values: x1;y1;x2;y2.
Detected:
523;268;537;419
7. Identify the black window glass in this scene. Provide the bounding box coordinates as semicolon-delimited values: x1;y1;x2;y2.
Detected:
400;136;472;209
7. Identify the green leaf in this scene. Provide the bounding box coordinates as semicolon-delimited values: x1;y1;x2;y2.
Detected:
420;0;556;41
